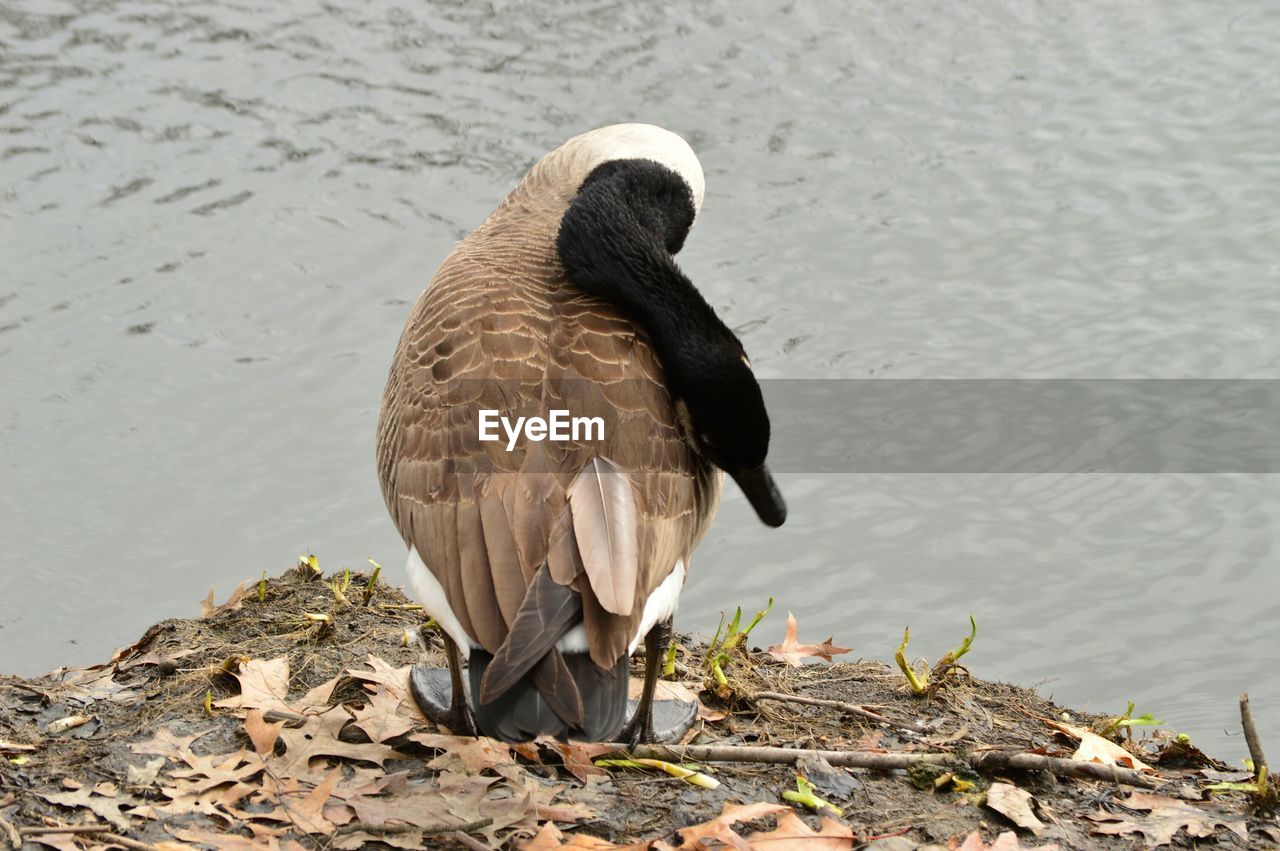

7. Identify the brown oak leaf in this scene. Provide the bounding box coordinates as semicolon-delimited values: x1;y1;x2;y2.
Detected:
1086;791;1248;847
1047;721;1155;774
767;612;853;667
246;709;285;756
985;782;1046;836
214;656;293;716
660;801;791;850
200;581;253;618
275;706;398;779
352;684;417;743
413;732;520;775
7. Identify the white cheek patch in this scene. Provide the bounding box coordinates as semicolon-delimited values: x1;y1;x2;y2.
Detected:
570;124;706;216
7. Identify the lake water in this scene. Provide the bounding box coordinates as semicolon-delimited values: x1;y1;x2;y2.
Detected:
2;0;1277;757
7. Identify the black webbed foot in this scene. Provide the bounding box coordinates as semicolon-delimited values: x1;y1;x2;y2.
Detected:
619;696;698;746
410;665;477;736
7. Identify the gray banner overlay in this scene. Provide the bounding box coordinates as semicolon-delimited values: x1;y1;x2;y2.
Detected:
764;379;1279;473
421;379;1279;474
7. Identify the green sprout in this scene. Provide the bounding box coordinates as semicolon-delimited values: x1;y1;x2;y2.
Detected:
704;597;773;697
782;775;843;816
363;558;383;605
1099;702;1164;740
257;571;267;603
595;758;719;789
895;615;977;695
1206;764;1274;804
330;568;352;604
663;642;679;678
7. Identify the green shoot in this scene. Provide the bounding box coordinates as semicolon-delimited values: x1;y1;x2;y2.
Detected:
703;597;773;697
257;571;267;603
934;614;978;672
895;615;978;695
330;568;351;604
663;642;678;678
595;758;719;789
364;558;383;605
1099;702;1164;740
895;628;928;694
1207;764;1275;804
782;775;843;816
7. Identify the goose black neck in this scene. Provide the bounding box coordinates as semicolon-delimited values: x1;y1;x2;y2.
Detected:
555;158;739;395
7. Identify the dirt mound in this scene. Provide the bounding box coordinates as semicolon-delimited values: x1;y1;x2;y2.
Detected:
1;564;1275;849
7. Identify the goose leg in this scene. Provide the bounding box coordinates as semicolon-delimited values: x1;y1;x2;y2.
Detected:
410;633;477;736
620;618;695;746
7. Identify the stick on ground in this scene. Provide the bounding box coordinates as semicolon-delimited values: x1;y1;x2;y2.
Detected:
610;742;1162;789
1239;692;1268;776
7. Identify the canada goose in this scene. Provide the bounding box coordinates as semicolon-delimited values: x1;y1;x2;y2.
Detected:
376;123;785;743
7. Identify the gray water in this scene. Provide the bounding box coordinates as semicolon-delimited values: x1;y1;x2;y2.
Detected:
2;0;1277;758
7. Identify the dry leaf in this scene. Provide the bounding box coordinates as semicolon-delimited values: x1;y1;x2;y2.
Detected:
525;822;624;849
1086;791;1248;847
353;684;417;743
985;782;1046;836
745;810;854;849
952;831;1060;850
214;656;293;716
38;786;134;830
130;726;215;761
170;826;309;851
627;679;725;722
413;733;520;775
166;748;265;795
200;581;253;618
767;612;853;667
279;765;342;835
245;709;285;757
294;675;340;714
1047;721;1155;773
276;706;398;778
540;739;615;782
663;801;791;850
125;757;165;786
347;655;412;695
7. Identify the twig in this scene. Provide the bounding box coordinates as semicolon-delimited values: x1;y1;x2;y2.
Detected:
15;825;157;850
0;814;20;850
19;825;114;835
1240;692;1268;776
608;743;1162;789
753;691;932;736
453;830;490;850
94;832;158;851
333;817;493;838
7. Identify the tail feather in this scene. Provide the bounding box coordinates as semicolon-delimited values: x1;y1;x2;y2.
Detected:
469;649;628;742
480;564;582;704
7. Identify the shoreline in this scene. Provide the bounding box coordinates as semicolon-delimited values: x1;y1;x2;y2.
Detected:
1;564;1275;849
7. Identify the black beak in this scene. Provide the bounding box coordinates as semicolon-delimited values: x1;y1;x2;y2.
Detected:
729;463;787;528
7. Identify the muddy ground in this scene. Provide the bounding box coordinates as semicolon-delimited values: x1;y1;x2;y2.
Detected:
1;564;1275;850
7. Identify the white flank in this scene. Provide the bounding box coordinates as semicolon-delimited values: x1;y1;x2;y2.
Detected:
630;559;686;653
411;544;687;660
405;546;476;651
554;559;687;655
